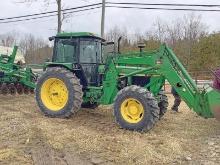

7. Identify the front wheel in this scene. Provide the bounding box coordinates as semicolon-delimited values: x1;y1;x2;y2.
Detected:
35;67;83;118
113;85;160;132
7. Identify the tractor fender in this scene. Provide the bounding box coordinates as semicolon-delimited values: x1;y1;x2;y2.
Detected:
44;63;73;71
44;63;88;89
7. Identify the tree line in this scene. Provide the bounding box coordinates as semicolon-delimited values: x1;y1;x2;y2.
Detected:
106;13;220;72
0;32;52;64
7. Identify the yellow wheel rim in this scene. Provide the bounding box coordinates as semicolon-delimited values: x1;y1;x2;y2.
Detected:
120;98;144;123
40;78;68;111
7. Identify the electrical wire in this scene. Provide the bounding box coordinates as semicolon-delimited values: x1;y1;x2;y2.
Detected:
107;2;220;8
0;6;102;24
106;5;220;12
1;2;220;24
0;3;102;21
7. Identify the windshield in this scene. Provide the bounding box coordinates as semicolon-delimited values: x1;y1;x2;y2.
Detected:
80;40;101;63
53;39;77;63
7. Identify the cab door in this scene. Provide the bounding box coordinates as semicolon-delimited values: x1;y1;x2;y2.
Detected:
79;39;102;86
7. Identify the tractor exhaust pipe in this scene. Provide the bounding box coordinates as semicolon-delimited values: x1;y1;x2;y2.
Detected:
118;36;122;54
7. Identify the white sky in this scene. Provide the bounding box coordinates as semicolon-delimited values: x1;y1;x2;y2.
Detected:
0;0;220;39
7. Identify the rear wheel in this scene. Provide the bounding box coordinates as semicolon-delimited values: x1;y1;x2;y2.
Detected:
35;67;83;118
113;85;160;132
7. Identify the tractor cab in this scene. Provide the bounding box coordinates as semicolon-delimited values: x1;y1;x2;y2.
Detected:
49;32;107;87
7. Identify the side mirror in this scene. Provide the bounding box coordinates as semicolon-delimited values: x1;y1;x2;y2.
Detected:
49;36;55;41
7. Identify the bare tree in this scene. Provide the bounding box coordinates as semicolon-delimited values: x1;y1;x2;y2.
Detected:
166;19;183;46
182;13;207;41
152;18;168;42
19;33;51;63
0;31;20;47
180;13;208;67
105;26;134;51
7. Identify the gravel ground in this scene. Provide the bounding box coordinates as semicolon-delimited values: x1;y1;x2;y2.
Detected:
0;94;219;165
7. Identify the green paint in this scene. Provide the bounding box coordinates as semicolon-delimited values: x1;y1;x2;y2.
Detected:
44;62;73;70
0;46;36;89
56;32;104;40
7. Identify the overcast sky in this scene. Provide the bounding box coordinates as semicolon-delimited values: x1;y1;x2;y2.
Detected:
1;0;220;39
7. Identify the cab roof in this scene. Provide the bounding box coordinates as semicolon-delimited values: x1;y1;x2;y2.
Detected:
56;32;105;41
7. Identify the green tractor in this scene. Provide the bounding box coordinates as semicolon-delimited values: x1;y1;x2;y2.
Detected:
35;32;220;132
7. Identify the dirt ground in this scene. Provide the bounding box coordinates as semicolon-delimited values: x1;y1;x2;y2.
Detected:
0;94;219;165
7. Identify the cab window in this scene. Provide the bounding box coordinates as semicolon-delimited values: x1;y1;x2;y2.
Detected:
80;40;101;63
53;39;77;63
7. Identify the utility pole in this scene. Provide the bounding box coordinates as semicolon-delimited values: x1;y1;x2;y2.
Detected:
57;0;62;33
101;0;106;38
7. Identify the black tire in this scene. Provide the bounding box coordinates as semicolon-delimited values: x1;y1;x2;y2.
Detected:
8;83;16;95
113;85;160;132
23;87;30;95
81;102;99;109
35;67;83;118
15;83;24;95
158;91;168;118
1;83;8;95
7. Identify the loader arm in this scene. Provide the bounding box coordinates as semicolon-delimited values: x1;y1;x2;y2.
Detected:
110;44;220;119
158;45;220;119
158;45;198;109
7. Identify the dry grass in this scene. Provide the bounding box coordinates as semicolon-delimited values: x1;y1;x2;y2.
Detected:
0;94;219;165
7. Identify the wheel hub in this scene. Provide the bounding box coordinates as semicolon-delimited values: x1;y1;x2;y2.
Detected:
121;98;144;123
41;78;68;111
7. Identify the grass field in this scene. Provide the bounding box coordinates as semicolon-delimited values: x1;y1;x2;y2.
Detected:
0;94;219;165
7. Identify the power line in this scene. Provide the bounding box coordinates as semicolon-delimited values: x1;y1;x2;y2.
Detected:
0;6;102;24
107;2;220;8
2;2;220;24
0;3;102;21
106;5;220;12
1;2;220;22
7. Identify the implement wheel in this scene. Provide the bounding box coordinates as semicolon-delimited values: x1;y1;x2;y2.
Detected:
114;85;160;132
158;91;168;118
1;83;9;95
35;67;83;118
15;83;24;95
8;83;17;95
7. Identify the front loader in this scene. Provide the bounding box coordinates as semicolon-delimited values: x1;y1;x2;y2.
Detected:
35;32;220;132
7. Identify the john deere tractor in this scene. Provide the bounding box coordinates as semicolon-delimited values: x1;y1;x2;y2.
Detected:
35;32;220;132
